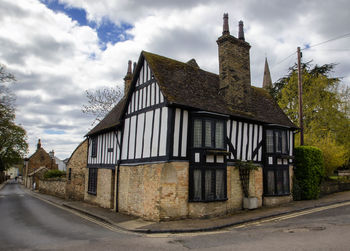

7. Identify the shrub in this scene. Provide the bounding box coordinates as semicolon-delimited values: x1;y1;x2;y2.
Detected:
293;146;324;200
44;169;66;179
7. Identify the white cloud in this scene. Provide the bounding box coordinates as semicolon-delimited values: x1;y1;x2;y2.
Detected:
1;0;349;159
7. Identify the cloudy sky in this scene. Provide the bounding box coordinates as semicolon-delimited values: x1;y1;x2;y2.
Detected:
1;0;349;159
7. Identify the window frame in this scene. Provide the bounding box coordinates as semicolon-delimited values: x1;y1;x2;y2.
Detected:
87;168;98;195
266;129;289;155
189;115;227;202
91;136;98;158
192;117;226;150
264;127;290;196
68;168;72;181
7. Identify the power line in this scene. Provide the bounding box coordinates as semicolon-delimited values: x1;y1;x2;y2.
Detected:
302;32;350;50
272;31;350;69
274;51;297;66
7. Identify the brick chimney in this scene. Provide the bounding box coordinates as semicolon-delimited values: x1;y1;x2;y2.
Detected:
49;150;54;159
37;139;41;150
123;60;133;95
217;14;251;107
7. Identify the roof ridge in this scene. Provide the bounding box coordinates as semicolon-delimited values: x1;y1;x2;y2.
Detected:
142;51;218;77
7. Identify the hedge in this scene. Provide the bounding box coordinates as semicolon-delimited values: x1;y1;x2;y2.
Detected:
293;146;325;200
43;169;66;179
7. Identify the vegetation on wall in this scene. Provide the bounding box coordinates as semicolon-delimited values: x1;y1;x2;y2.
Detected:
44;169;66;179
293;146;324;200
235;160;259;198
270;62;350;175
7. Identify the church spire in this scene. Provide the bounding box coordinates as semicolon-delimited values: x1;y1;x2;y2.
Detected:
262;58;272;89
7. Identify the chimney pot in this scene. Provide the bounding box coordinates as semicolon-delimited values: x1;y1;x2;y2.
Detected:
124;60;133;95
37;139;41;150
238;20;245;41
222;13;230;35
127;60;132;74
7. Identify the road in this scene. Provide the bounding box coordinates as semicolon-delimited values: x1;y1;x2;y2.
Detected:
1;182;350;250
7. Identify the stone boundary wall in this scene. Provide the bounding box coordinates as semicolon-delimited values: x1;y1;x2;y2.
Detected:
38;178;66;199
320;181;350;196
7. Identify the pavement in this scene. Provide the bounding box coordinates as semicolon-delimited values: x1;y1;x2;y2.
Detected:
17;183;350;234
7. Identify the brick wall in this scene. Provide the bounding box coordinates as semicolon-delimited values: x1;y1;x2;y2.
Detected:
65;140;87;201
84;168;115;208
38;178;66;198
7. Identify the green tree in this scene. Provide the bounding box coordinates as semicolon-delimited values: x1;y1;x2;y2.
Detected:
273;62;350;174
0;64;28;171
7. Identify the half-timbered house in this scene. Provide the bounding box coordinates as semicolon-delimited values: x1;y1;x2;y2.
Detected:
84;14;297;220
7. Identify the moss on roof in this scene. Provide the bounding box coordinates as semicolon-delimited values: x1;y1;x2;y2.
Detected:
87;51;296;136
144;51;296;128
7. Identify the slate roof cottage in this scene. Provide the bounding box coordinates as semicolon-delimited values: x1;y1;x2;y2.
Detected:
84;14;297;221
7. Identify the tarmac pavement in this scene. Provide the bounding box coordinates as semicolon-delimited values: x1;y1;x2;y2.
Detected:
22;184;350;234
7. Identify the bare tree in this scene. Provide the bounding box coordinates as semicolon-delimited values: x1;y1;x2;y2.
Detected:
0;64;15;83
82;85;123;126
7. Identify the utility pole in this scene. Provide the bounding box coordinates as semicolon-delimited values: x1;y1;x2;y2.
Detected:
297;47;304;145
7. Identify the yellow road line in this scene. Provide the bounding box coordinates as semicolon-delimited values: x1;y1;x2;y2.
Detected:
233;201;350;229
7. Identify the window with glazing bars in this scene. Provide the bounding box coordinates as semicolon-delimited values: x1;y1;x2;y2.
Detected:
91;136;98;158
193;119;225;149
87;168;98;195
191;117;226;202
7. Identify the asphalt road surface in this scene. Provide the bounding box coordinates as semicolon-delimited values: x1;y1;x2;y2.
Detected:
1;182;350;250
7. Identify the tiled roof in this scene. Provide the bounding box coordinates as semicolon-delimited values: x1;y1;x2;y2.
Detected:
86;51;296;136
144;51;296;128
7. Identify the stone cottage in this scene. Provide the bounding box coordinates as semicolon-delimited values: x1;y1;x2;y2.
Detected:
24;139;58;189
84;14;297;221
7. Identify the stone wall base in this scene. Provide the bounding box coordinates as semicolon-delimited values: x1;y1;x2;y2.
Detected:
118;161;264;221
84;168;115;209
263;195;292;207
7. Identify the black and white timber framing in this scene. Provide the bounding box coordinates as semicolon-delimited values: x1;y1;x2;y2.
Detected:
86;54;295;198
87;58;294;166
87;131;122;169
